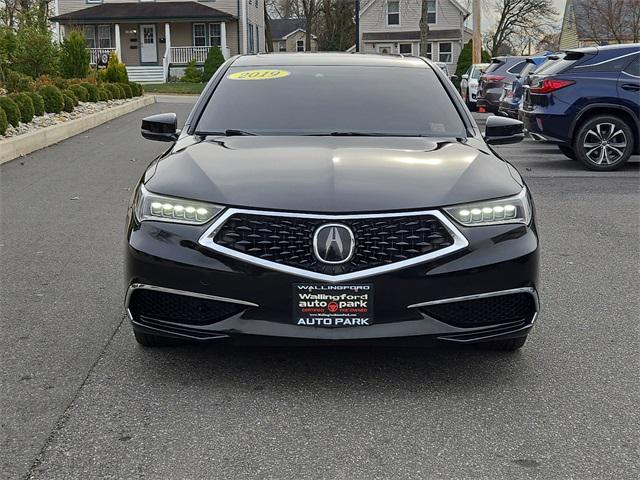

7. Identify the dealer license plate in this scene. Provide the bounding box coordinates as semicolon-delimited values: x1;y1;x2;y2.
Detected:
293;284;373;327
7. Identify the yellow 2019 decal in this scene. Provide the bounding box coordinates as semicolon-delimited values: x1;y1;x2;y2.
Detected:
228;69;291;80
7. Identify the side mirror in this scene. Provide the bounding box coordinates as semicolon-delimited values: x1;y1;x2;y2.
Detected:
450;74;459;82
141;113;179;142
461;74;469;80
484;116;524;145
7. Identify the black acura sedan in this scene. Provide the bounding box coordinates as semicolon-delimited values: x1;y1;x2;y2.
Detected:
126;53;539;351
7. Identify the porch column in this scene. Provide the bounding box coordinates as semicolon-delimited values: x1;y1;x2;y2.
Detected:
114;23;121;60
165;22;171;61
220;22;227;59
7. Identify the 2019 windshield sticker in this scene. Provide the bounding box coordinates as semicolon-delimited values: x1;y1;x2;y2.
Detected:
228;69;291;80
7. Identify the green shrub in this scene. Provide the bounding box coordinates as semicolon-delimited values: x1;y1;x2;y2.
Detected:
102;52;128;83
0;108;8;135
181;59;202;83
117;82;133;98
12;26;59;79
25;92;45;116
52;77;70;90
103;83;121;99
203;45;225;81
81;82;99;102
64;89;79;106
4;70;34;93
128;82;143;97
68;84;89;102
0;96;21;127
38;85;64;113
97;87;109;101
62;93;75;112
9;92;34;123
60;31;90;79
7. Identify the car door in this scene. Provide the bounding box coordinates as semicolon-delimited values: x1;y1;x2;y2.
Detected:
618;53;640;121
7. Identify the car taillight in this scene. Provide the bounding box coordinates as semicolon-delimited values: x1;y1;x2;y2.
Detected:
484;75;506;82
530;79;575;94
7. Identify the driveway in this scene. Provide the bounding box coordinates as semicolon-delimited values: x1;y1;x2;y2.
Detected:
1;103;638;479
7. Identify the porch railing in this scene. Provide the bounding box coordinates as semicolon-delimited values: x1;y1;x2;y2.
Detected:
170;46;230;64
88;47;116;65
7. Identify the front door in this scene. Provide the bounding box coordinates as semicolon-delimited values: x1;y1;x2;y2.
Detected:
140;24;157;63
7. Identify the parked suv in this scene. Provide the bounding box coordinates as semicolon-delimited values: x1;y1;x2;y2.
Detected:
521;44;639;171
477;56;527;113
498;55;549;118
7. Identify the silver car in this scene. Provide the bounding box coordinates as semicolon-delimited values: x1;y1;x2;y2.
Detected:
460;63;489;111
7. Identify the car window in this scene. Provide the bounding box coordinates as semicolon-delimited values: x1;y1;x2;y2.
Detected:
519;62;537;78
197;66;467;137
577;52;638;73
484;60;504;74
538;51;588;75
471;67;482;79
507;61;526;74
623;54;640;77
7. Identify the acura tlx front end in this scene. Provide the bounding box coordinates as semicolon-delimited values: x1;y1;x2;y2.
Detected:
125;54;539;351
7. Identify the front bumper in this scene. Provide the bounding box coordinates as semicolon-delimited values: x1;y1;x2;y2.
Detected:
125;211;540;345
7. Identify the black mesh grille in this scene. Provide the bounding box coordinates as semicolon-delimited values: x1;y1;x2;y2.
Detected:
213;213;454;275
420;292;536;327
129;289;245;326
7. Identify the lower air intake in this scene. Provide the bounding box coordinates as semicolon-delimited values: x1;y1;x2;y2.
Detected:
420;292;536;327
128;289;245;326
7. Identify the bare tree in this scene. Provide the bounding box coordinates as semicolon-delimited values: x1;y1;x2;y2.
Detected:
418;0;430;55
579;0;640;44
487;0;557;56
300;0;320;51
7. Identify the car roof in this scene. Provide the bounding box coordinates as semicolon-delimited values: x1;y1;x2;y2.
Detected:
231;52;429;68
567;43;640;55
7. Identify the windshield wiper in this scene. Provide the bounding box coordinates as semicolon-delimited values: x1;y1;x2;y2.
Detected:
196;129;258;137
310;131;423;137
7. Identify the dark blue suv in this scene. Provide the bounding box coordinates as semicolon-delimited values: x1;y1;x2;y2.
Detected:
520;44;639;171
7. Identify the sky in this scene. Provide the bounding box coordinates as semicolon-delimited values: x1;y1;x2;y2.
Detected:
480;0;567;33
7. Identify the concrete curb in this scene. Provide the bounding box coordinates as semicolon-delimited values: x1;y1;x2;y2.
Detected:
0;95;156;166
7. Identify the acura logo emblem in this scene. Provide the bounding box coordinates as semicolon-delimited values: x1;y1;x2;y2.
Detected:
313;224;355;264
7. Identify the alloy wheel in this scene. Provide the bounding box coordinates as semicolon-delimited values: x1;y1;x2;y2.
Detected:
583;123;627;165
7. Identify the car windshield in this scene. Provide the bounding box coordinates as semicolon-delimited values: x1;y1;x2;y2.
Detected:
196;65;466;137
471;67;483;79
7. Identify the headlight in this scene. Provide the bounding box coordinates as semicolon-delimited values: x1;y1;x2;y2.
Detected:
134;185;224;225
445;188;532;226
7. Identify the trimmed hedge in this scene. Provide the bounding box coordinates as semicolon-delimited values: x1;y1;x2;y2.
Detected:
0;96;21;127
103;83;122;99
26;92;45;116
69;84;89;102
98;88;110;101
9;93;35;123
128;82;143;97
0;108;8;136
64;89;79;106
62;93;75;112
4;70;35;94
81;82;99;102
118;82;133;99
38;85;65;114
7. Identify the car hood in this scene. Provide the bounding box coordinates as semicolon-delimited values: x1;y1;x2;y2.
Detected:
145;136;522;213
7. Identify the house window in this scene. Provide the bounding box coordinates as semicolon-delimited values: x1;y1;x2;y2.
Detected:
438;42;452;63
296;40;305;52
209;23;221;46
387;1;400;26
248;23;255;53
427;0;436;24
97;25;111;48
398;43;412;55
83;25;96;48
193;23;206;47
422;42;433;59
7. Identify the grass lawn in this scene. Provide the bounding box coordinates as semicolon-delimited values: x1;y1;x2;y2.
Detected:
143;83;205;95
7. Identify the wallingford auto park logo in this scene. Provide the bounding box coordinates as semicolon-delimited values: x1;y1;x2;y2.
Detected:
313;224;355;264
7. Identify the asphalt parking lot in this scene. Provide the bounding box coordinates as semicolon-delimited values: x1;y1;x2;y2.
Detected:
1;100;638;480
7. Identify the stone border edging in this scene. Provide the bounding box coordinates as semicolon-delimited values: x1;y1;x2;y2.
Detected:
0;95;156;165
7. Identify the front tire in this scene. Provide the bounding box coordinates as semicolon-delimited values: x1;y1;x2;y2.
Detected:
574;115;634;171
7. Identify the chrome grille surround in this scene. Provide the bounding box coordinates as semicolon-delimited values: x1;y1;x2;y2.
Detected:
198;208;469;282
